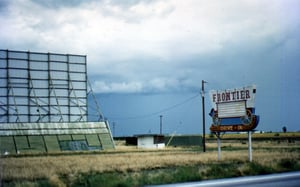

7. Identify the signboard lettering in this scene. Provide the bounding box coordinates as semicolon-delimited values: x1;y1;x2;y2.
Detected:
212;89;251;103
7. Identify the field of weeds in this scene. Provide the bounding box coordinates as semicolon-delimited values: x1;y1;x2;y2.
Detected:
1;139;300;187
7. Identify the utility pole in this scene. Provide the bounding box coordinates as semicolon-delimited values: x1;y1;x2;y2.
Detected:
160;115;163;134
112;122;115;137
202;80;207;152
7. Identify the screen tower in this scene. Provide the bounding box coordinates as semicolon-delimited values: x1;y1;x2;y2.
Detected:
0;49;114;154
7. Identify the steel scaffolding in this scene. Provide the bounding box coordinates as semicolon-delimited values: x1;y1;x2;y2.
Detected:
0;49;96;123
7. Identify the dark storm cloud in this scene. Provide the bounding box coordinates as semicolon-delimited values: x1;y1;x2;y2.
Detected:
1;0;300;132
0;0;10;14
1;0;299;94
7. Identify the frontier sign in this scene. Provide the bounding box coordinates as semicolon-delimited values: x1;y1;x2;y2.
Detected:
209;85;259;132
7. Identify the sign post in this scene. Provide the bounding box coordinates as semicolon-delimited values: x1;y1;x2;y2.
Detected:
248;131;252;162
217;133;221;161
209;85;259;162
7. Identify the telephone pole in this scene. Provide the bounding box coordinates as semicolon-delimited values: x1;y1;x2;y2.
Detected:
202;80;207;152
160;115;163;134
112;122;116;137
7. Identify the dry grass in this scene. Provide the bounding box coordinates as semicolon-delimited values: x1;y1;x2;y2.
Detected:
1;141;299;183
210;132;300;139
1;150;205;180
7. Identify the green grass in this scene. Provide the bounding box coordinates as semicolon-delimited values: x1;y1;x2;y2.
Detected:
65;159;300;187
3;158;299;187
2;139;300;187
208;132;300;140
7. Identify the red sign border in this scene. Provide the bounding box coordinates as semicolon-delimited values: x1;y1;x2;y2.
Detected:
210;115;258;132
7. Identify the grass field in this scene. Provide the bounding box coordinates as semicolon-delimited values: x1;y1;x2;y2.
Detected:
1;133;300;186
208;132;300;139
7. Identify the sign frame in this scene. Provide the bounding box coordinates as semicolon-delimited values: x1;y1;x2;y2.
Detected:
209;85;259;132
208;85;259;162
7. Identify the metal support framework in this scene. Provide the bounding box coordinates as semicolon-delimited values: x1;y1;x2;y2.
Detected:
87;79;104;121
49;77;64;122
29;76;42;122
7;77;20;122
0;49;88;123
0;49;116;155
69;74;85;122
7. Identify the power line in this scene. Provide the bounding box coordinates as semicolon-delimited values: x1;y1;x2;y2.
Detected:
106;93;200;120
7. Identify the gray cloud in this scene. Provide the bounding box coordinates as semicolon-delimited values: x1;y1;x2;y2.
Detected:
108;0;158;8
1;0;300;133
31;0;94;9
0;0;9;13
1;0;299;94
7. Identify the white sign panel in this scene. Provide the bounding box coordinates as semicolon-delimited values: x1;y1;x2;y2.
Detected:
209;85;256;110
218;101;246;118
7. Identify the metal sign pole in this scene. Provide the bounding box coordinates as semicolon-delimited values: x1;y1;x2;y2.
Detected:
248;131;252;162
217;133;221;161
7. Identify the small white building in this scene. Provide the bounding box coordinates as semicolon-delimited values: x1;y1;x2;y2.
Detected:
137;134;165;149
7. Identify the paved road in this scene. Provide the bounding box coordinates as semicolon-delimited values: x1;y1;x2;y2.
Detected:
149;171;300;187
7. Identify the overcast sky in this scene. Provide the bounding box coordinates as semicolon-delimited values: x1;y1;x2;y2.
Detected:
1;0;300;135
